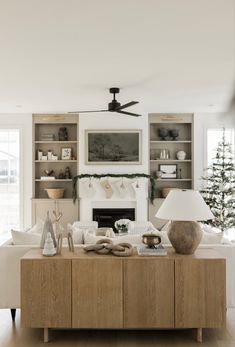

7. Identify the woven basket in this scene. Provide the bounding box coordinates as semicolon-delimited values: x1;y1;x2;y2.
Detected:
45;188;65;199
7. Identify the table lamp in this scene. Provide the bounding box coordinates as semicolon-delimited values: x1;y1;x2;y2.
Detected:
155;190;214;254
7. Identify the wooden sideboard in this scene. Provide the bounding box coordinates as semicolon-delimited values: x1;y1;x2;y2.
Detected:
21;248;226;343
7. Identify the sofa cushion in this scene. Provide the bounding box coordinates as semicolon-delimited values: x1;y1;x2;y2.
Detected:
11;230;41;245
67;224;84;244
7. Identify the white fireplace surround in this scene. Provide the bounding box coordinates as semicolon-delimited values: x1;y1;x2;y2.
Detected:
79;177;148;222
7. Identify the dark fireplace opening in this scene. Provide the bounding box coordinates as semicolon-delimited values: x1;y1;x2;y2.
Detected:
93;208;135;231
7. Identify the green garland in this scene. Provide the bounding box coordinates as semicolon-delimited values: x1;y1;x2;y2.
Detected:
72;173;155;204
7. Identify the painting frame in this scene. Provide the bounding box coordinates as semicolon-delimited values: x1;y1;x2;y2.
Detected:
61;147;72;160
85;130;142;165
159;164;177;179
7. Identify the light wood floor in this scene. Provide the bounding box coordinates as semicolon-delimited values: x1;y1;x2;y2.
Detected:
1;309;235;347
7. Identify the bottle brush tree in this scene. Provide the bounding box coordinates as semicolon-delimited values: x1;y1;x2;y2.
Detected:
200;129;235;232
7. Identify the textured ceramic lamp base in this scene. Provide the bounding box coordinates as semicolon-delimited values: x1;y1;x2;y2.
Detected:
168;221;202;254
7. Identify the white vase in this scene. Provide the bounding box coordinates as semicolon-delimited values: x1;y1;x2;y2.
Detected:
176;151;186;160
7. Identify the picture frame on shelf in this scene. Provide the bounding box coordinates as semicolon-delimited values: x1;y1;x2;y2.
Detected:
159;164;177;179
85;130;142;164
61;148;72;160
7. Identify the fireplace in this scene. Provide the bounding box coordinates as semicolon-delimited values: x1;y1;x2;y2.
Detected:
93;208;135;231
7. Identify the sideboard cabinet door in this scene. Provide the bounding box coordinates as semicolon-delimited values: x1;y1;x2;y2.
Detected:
21;259;71;328
72;259;123;328
124;259;174;328
175;258;226;328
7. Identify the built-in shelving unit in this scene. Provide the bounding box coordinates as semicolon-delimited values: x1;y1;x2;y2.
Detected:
148;113;194;228
32;114;79;227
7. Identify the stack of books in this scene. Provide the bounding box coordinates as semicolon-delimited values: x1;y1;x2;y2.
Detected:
137;244;167;256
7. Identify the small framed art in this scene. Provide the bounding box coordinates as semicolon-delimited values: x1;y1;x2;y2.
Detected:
61;148;72;160
159;164;177;179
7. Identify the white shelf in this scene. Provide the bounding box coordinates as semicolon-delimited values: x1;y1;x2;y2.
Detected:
35;141;77;144
35;160;77;163
150;160;191;162
150;140;192;143
35;179;72;182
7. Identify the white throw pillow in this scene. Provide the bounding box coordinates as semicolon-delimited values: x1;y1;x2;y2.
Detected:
67;224;84;244
28;220;44;234
128;221;158;234
11;230;41;245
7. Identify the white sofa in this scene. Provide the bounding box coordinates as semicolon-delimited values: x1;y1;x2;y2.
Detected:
1;222;235;319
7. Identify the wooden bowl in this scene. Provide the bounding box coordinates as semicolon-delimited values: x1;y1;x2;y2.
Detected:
45;188;65;199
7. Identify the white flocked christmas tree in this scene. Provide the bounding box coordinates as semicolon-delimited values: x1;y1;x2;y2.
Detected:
43;232;56;256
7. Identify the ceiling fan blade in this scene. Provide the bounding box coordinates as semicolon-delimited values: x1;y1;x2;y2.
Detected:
117;110;142;117
116;101;139;110
68;110;108;114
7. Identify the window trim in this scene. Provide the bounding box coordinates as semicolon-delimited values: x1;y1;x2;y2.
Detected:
205;126;235;168
0;125;23;230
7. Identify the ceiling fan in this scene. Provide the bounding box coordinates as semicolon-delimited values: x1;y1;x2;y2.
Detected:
69;87;141;117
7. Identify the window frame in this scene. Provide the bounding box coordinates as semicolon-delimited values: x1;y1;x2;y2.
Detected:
0;125;23;232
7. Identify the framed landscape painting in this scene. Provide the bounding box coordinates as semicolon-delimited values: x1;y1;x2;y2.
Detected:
85;130;142;164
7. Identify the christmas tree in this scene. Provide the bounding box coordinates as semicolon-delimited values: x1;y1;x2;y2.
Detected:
201;129;235;232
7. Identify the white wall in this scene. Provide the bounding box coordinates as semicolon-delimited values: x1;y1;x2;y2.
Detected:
0;114;32;228
194;112;235;190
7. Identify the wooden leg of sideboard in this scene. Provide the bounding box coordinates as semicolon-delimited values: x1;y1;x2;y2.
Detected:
196;328;202;343
44;328;49;343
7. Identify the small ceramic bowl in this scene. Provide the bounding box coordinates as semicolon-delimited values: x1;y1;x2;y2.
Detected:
142;233;161;248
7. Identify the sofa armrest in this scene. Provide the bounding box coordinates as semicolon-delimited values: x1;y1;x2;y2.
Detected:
0;244;39;308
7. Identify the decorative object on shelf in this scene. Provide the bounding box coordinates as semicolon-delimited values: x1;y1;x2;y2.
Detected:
150;149;157;160
58;127;68;141
142;232;161;248
38;150;43;160
159;164;177;179
100;178;113;199
160;149;170;159
201;129;235;233
51;154;58;160
114;219;130;233
84;239;133;257
58;170;65;179
42;155;48;161
40;211;57;249
44;169;55;177
156;171;163;179
161;187;180;198
64;166;72;179
86;130;142;164
156;190;214;254
47;150;52;160
169;129;179;140
61;148;72;160
57;229;74;254
157;128;169;140
42;232;56;257
176;150;186;160
45;188;65;199
177;168;182;179
72;173;155;203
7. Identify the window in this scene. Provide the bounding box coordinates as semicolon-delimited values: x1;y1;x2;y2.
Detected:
207;128;234;166
0;129;20;235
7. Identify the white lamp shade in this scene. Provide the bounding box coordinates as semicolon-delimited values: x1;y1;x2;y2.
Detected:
155;190;214;221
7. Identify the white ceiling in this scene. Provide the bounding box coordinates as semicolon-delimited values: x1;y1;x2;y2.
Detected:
0;0;234;114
